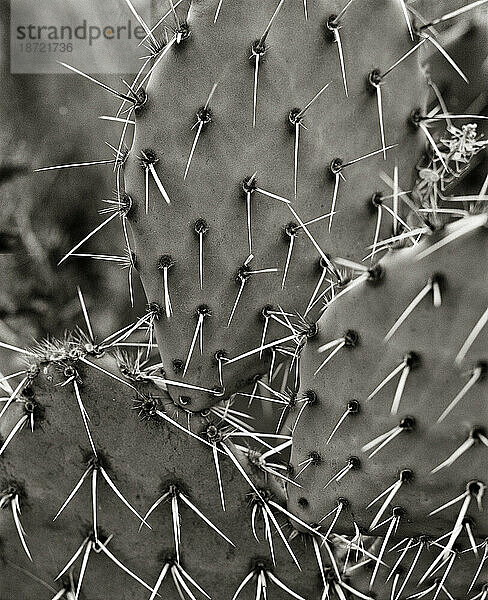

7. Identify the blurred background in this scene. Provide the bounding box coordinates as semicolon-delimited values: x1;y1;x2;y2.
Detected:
0;0;160;376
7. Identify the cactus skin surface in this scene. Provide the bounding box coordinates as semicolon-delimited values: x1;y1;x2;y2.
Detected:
2;1;488;599
1;335;486;600
0;343;321;599
123;0;428;411
288;217;488;588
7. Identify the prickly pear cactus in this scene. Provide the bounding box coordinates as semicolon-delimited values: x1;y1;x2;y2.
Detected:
2;0;488;599
0;339;320;599
122;0;430;410
288;215;488;597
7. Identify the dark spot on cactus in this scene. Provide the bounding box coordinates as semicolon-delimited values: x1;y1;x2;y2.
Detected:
344;330;359;348
477;360;488;378
242;175;257;194
197;304;212;318
431;272;446;294
462;515;476;528
409;107;422;129
368;69;383;90
392;506;406;518
84;527;105;544
348;456;361;470
250;557;272;572
297;497;309;508
329;158;343;177
302;390;318;405
210;385;225;398
287;464;295;477
236;263;252;283
250;488;272;505
288;108;302;127
400;416;416;431
194;219;208;236
175;22;190;44
370;191;383;209
147;302;164;320
205;423;222;442
158;549;177;564
196;107;212;125
21;385;35;399
0;480;26;502
472;427;487;442
158;255;174;270
163;480;189;497
367;264;385;285
405;352;421;369
284;222;299;239
337;497;350;509
286;392;298;410
24;399;44;423
318;255;332;272
63;365;77;380
134;87;147;112
393;566;406;578
133;394;161;421
172;359;184;374
250;39;266;57
261;305;274;320
305;321;319;339
308;451;322;465
347;399;360;414
120;193;134;218
84;451;109;471
248;373;264;387
324;15;339;42
140;149;158;168
178;396;191;406
411;18;425;37
214;349;228;364
399;469;414;483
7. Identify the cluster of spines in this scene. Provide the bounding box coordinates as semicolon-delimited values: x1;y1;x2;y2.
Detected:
3;0;488;598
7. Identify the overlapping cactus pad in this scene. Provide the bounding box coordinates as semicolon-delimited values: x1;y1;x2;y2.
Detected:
288;216;488;595
2;0;488;598
0;341;319;599
123;0;428;410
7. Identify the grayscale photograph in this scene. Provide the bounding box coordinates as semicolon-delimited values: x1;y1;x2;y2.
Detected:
0;1;487;598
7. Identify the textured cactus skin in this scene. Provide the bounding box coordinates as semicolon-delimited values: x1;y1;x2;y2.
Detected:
123;0;428;411
342;542;484;600
3;1;488;599
0;347;323;600
0;343;486;600
288;219;488;544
